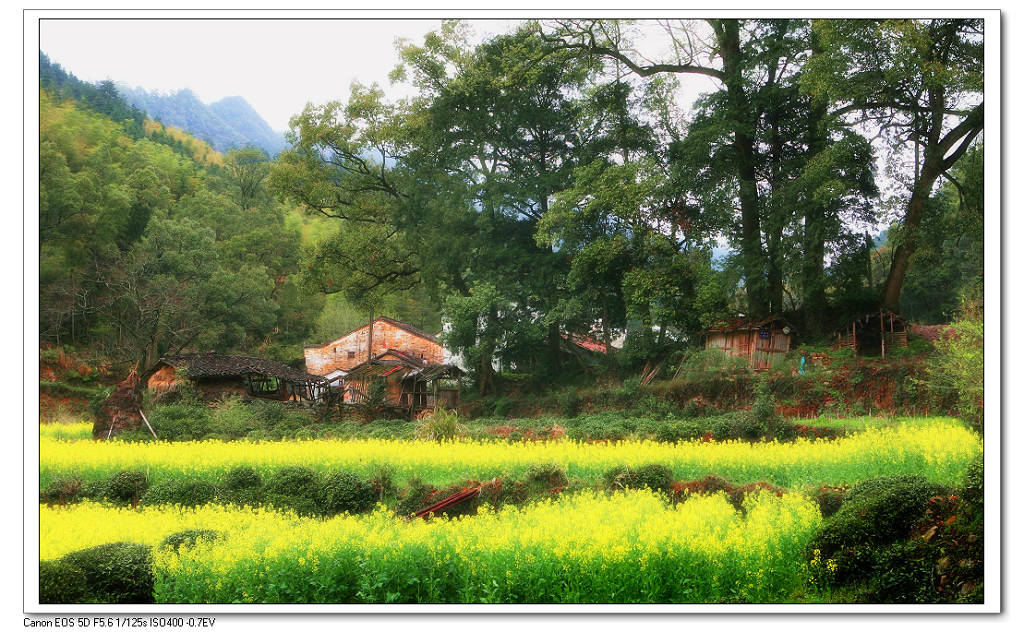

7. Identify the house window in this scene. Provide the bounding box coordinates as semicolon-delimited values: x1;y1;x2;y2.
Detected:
248;375;279;395
348;351;356;359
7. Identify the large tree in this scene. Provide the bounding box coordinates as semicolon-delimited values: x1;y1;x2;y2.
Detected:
540;19;880;333
802;18;984;312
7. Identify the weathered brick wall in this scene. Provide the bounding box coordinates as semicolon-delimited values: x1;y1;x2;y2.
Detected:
304;319;444;376
146;365;179;394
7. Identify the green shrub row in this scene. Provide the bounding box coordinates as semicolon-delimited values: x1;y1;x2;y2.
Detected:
42;462;576;518
43;460;856;523
41;466;381;518
119;400;849;445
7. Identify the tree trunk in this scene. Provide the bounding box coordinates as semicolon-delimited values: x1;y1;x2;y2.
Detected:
881;88;983;313
546;321;562;375
602;300;618;375
801;31;830;339
881;163;942;312
717;20;769;315
478;350;494;396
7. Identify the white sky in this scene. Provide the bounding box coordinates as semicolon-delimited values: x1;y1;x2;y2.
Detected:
39;18;719;134
36;15;949;238
40;19;522;132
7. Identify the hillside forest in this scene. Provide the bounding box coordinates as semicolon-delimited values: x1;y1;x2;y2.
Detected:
38;18;984;393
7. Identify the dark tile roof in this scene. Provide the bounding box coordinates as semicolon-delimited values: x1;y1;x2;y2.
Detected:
304;316;439;349
158;354;327;384
705;316;792;333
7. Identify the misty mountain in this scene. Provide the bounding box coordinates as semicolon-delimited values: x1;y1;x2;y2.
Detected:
118;86;287;156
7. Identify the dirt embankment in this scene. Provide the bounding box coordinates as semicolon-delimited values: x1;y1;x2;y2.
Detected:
39;346;119;421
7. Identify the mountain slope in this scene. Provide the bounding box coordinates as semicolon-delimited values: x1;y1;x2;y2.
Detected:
208;96;286;156
40;52;148;139
118;86;286;156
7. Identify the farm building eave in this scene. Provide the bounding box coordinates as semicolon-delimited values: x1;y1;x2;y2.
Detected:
704;315;793;334
835;309;908;330
562;333;608;353
156;354;328;385
303;316;439;349
345;349;464;381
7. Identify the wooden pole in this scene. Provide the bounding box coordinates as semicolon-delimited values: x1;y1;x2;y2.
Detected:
367;311;374;362
139;410;158;439
880;310;886;360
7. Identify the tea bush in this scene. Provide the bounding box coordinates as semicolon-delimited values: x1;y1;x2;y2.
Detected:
317;471;376;515
603;464;674;493
39;559;88;604
41;476;84;505
523;462;569;491
106;470;149;504
160;529;221;553
633;464;675;492
653;419;705;442
141;479;219;507
263;466;320;515
961;453;984;508
147;403;211;440
864;539;939;603
208;397;258;437
59;542;154;603
807;486;848;519
807;475;947;586
220;466;262;491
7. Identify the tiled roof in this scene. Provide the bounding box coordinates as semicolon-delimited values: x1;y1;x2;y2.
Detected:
158;354;327;384
304;316;439;349
562;333;608;353
705;316;791;333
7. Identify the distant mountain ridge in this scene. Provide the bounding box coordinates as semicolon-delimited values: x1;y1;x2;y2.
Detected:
117;85;286;156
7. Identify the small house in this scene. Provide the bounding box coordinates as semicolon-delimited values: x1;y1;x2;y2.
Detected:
303;317;448;390
835;310;909;358
704;316;793;370
343;349;464;412
147;354;329;402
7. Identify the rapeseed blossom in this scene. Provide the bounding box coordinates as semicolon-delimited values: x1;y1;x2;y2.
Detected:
40;418;980;488
41;489;822;603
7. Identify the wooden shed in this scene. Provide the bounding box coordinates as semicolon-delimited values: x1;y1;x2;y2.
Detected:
343;349;464;413
147;354;330;403
704;316;793;371
835;310;909;358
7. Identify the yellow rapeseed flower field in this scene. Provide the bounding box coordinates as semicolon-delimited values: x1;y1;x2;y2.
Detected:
41;489;823;603
39;418;980;487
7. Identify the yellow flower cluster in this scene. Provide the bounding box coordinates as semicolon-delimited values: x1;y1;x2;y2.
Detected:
41;489;823;603
39;418;980;488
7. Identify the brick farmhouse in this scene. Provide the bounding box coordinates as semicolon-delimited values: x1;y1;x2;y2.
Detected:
303;317;461;409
